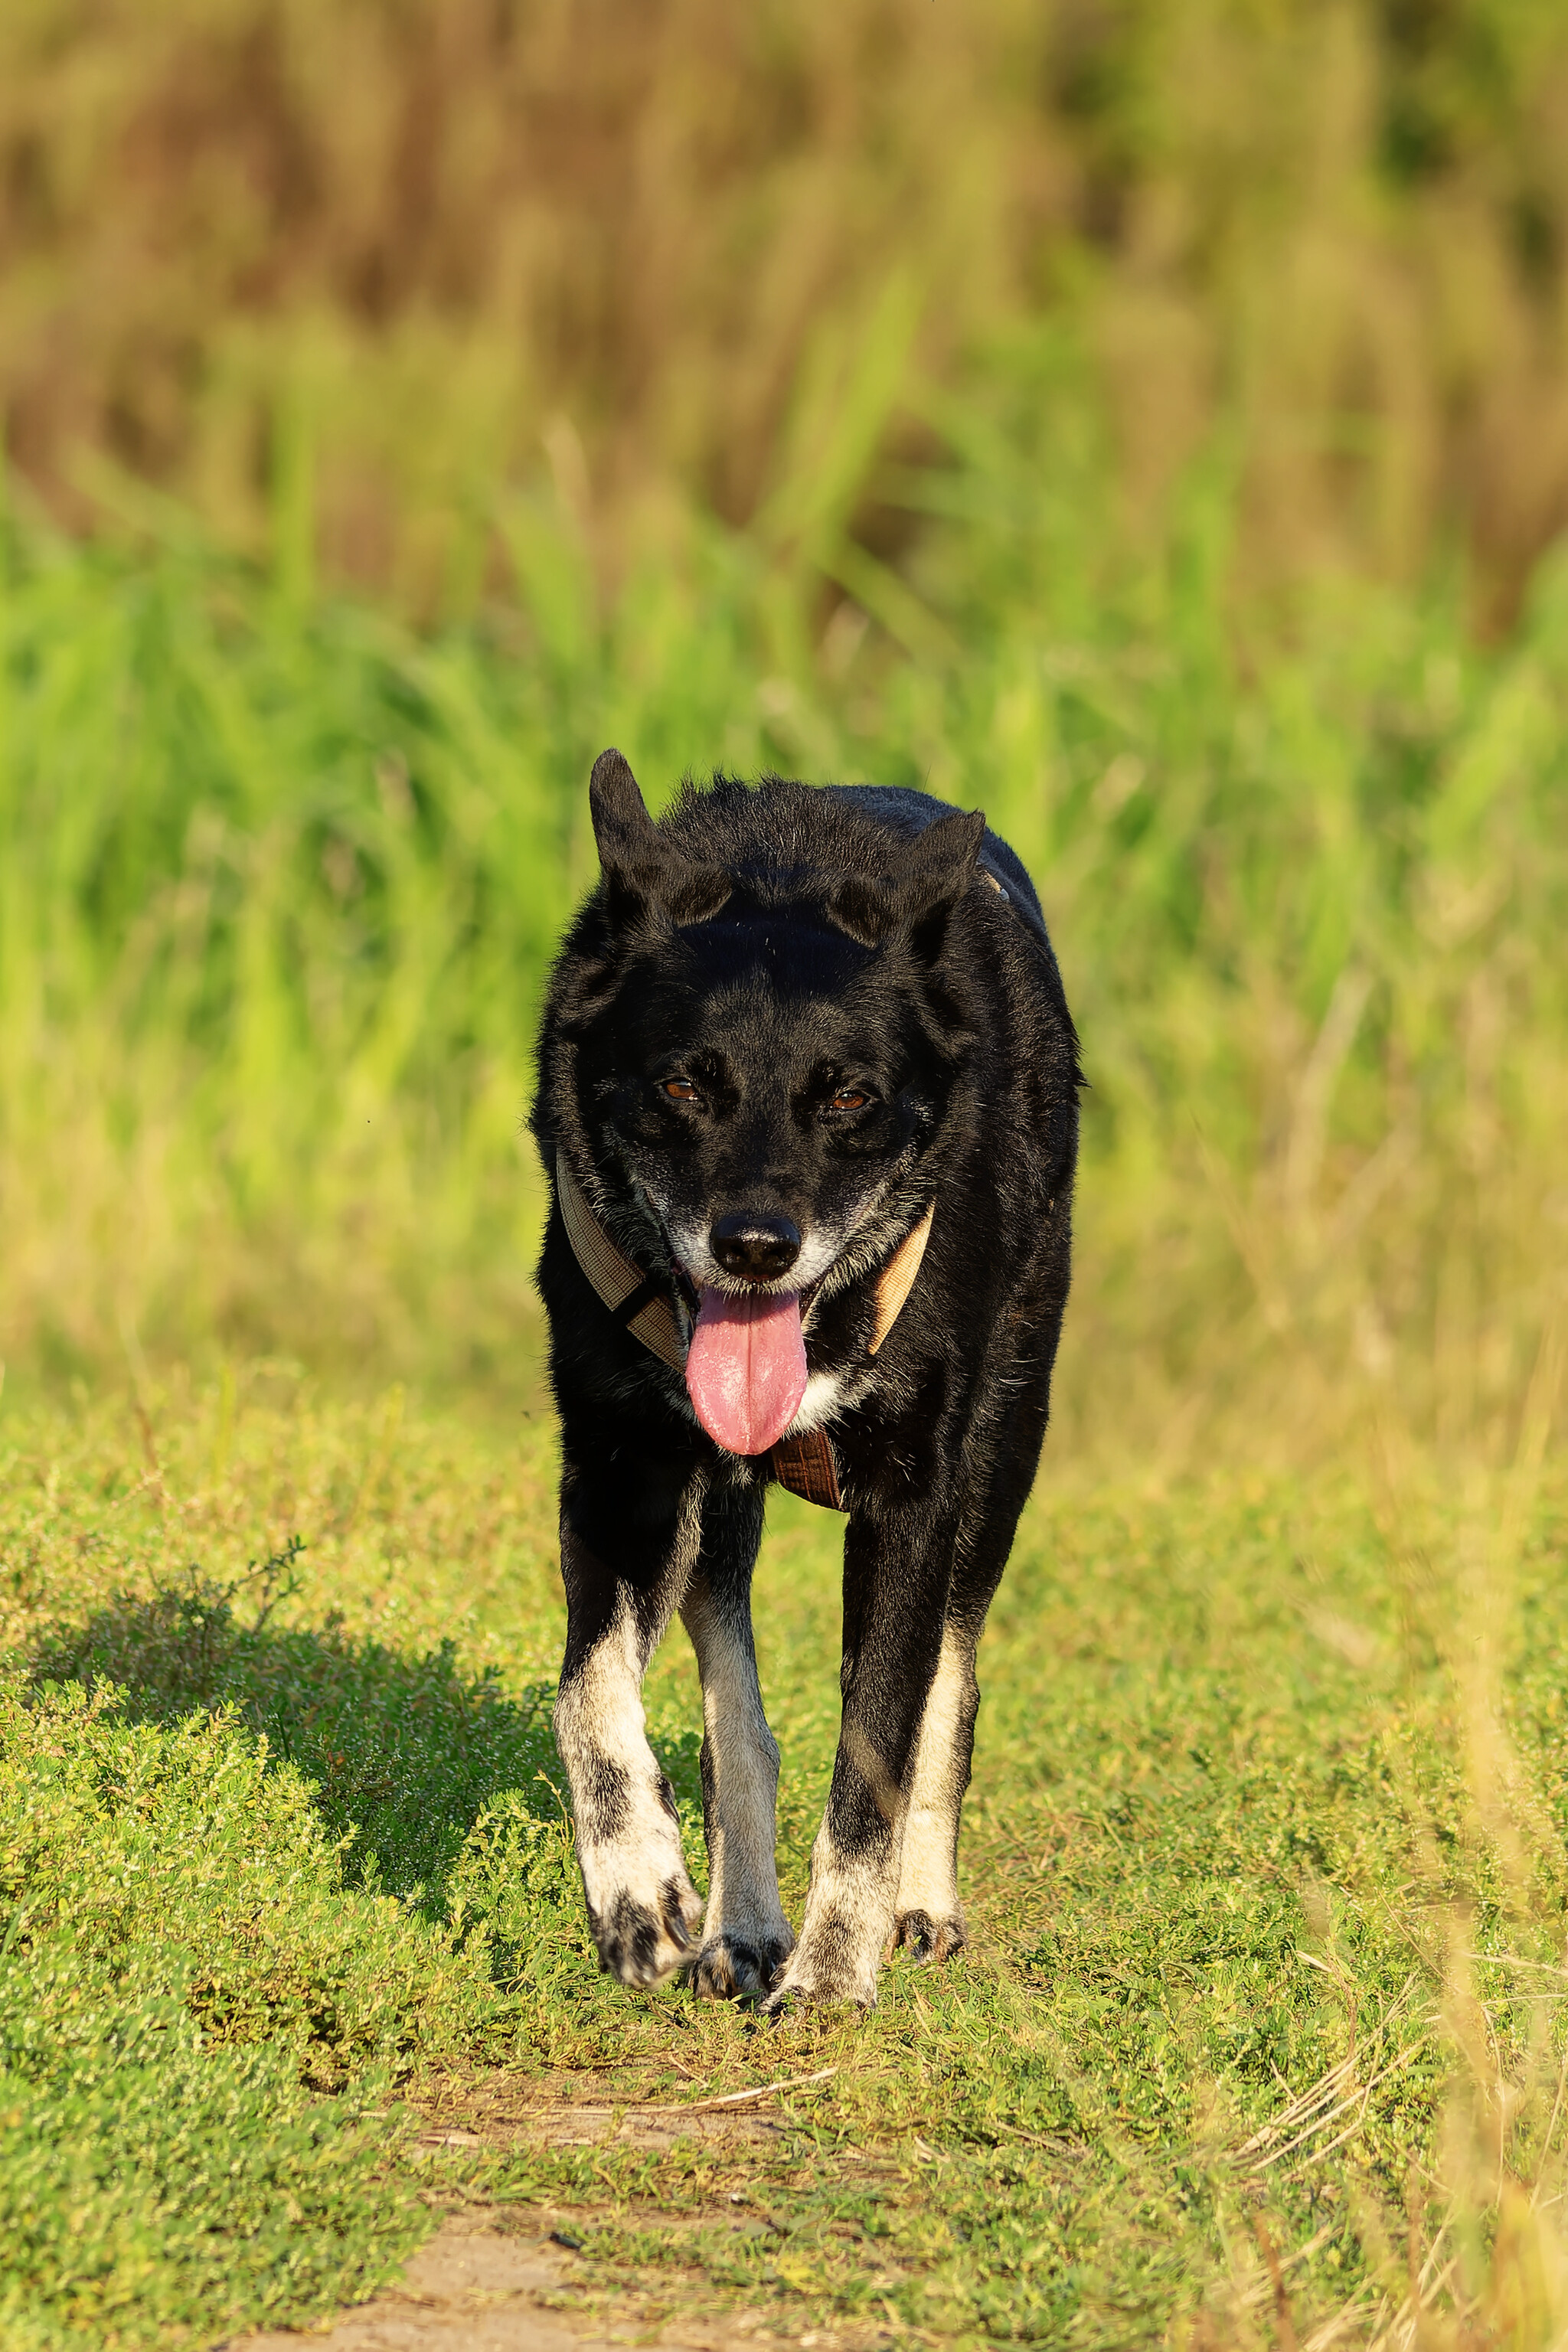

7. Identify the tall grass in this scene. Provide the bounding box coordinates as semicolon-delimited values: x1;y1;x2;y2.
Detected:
2;341;1564;1464
3;2;1568;619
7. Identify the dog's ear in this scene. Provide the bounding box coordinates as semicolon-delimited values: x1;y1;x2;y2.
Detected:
589;747;662;879
826;807;986;949
897;808;986;923
588;749;730;929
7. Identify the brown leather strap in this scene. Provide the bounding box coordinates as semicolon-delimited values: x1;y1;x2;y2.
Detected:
554;1151;933;1512
769;1428;843;1509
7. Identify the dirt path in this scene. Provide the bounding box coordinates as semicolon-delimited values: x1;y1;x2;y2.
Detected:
238;2214;600;2350
234;2077;851;2352
235;2205;835;2352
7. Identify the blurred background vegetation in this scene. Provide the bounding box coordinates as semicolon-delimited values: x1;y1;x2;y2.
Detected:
1;0;1566;1463
7;0;1568;619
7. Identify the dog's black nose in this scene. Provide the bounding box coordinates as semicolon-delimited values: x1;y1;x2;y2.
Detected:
710;1213;802;1284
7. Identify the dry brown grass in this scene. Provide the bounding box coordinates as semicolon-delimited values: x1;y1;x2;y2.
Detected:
4;2;1568;619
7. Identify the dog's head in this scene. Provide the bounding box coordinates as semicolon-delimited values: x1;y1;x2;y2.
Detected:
561;750;985;1305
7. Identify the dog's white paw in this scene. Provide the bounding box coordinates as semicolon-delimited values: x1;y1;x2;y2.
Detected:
760;1932;879;2015
585;1868;704;1987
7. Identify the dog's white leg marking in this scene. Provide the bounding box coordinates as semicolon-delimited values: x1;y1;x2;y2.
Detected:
766;1716;907;2010
772;1809;898;2007
681;1577;794;1998
893;1626;976;1960
553;1511;704;1986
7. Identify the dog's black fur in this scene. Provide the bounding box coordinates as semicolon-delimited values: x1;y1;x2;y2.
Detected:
531;753;1079;2007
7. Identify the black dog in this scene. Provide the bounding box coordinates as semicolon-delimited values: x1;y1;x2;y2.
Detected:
531;752;1079;2007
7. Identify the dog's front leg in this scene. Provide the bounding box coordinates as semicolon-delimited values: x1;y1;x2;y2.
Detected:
890;1620;980;1962
763;1503;954;2011
552;1446;707;1987
680;1483;794;2000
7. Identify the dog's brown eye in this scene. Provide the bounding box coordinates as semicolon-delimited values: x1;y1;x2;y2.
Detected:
830;1086;869;1112
661;1077;697;1102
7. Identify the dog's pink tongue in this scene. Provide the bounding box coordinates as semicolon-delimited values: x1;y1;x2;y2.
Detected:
686;1288;808;1455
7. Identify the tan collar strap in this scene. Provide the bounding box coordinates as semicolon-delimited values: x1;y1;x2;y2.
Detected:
867;1201;934;1353
554;1153;688;1370
554;1152;934;1510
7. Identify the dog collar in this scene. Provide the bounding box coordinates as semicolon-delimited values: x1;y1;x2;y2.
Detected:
553;1151;933;1511
555;1152;690;1370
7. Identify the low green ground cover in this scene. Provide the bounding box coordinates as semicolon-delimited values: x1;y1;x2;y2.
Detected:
3;1373;1565;2346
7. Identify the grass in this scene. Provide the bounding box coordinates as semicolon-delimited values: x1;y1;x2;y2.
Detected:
1;365;1564;2352
0;1684;434;2349
3;31;1567;2330
4;414;1566;1460
5;1367;1568;2347
5;3;1568;617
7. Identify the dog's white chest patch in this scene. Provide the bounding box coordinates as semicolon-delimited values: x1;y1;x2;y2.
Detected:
783;1370;845;1436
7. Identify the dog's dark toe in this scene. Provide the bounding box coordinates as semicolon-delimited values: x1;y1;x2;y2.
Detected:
890;1909;967;1965
689;1933;791;2001
660;1877;695;1952
592;1883;704;1987
603;1895;664;1984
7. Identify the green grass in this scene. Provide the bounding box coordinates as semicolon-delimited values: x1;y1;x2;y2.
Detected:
3;389;1566;1459
0;1685;436;2350
5;21;1566;2337
4;1373;1567;2346
2;186;1566;2349
8;2;1568;624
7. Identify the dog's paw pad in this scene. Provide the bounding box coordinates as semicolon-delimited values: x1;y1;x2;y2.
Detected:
890;1909;967;1965
689;1933;792;2001
591;1877;704;1987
